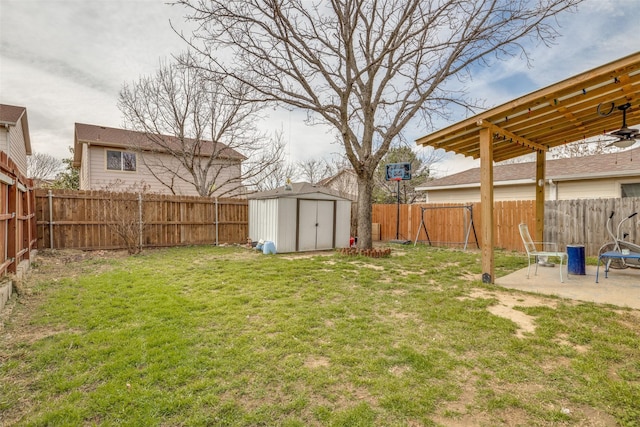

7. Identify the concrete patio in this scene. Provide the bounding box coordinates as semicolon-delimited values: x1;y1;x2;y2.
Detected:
495;263;640;309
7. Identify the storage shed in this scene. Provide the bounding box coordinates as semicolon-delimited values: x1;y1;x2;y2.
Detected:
248;182;352;253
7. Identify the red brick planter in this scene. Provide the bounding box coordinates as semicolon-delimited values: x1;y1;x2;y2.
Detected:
337;248;392;258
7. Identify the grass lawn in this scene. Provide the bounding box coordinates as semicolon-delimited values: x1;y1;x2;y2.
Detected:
1;245;639;426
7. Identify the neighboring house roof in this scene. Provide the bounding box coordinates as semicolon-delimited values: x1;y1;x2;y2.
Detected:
73;123;246;167
317;168;356;186
249;182;350;200
317;168;358;200
418;147;640;190
0;104;32;155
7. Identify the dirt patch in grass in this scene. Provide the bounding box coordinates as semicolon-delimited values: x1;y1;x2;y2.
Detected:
304;355;330;368
614;309;640;333
388;364;411;376
353;262;385;271
280;251;336;260
486;303;536;337
465;289;559;338
553;333;590;354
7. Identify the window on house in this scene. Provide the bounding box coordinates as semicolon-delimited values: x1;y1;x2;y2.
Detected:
621;183;640;198
106;150;136;172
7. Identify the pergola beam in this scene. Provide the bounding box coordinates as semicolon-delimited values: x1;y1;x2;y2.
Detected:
414;52;640;285
476;119;548;153
479;127;494;283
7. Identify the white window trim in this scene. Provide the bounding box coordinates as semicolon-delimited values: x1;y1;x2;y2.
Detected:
105;148;137;173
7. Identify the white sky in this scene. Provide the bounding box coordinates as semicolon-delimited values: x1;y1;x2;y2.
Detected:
1;0;639;177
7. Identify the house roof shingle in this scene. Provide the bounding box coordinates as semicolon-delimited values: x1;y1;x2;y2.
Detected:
0;104;32;155
73;123;246;167
420;147;640;189
0;104;26;124
317;169;357;187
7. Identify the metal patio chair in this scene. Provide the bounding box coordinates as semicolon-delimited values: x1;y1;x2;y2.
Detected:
519;223;568;283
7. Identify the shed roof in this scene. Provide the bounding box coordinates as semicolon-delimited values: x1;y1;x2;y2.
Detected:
415;52;640;162
317;169;357;186
249;182;350;200
73;123;246;167
420;147;640;190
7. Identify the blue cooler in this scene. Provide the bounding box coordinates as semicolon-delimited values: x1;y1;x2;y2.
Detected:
567;244;586;275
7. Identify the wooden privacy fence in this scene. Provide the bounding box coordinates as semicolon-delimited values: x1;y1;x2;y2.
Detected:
0;151;37;277
372;201;534;253
545;197;640;256
31;189;640;256
372;197;640;257
35;189;248;250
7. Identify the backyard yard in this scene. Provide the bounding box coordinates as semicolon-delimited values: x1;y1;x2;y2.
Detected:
1;245;639;426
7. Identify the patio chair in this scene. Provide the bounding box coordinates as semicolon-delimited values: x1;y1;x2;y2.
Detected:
518;223;567;282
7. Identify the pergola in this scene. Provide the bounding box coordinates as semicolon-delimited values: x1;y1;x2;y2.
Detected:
415;52;640;284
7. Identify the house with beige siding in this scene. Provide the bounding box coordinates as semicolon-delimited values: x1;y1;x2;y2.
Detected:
0;104;32;177
73;123;246;197
0;104;35;292
318;168;358;201
417;147;640;203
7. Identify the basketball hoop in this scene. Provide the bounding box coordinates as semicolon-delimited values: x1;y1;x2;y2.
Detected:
392;176;402;240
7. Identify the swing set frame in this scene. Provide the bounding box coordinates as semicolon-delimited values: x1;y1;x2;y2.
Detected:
413;205;479;250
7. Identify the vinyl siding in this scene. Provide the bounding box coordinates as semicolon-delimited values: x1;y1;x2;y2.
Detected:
0;129;8;153
424;177;640;203
7;118;28;176
84;145;241;196
555;178;640;200
424;187;484;203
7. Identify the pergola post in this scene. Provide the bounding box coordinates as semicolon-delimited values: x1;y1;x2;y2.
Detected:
535;150;545;242
479;127;494;283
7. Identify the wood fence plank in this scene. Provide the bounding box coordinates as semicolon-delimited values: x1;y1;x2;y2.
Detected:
34;189;249;250
30;190;640;256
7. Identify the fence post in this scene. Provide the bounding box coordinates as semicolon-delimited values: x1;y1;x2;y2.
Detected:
138;193;143;251
215;197;219;246
48;189;53;249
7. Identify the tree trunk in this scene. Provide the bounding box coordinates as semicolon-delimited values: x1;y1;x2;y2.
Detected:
356;174;373;249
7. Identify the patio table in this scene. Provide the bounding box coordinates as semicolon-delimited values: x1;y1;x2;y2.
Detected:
596;251;640;283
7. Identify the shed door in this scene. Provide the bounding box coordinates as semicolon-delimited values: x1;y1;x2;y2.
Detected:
298;200;335;251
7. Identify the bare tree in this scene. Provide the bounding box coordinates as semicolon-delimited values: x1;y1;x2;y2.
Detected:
96;181;150;255
178;0;582;247
549;138;617;159
118;55;284;197
240;129;296;192
296;159;332;184
27;152;62;184
248;159;297;192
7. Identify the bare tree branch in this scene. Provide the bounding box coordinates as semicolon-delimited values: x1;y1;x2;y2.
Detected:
118;54;285;197
176;0;582;246
296;158;333;184
27;152;62;183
